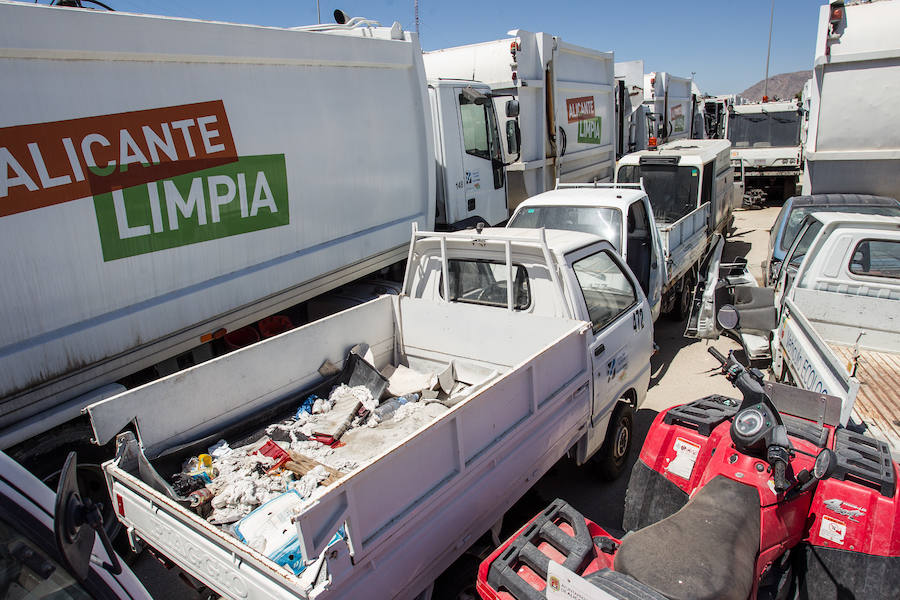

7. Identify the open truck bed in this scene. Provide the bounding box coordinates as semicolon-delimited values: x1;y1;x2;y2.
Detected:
87;295;590;599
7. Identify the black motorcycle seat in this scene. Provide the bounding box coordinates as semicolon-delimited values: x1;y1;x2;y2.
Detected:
614;475;761;600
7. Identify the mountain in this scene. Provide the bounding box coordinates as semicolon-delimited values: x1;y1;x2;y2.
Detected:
739;70;811;102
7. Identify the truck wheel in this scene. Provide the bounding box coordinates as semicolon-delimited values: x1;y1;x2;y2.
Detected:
667;273;694;322
595;403;634;481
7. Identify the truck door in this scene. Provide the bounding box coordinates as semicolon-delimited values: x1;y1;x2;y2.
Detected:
566;246;652;459
625;198;662;320
456;88;508;226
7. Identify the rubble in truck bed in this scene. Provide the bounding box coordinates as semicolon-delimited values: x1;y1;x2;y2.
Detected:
156;343;483;575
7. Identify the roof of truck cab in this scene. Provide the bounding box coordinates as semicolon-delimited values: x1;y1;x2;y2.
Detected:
515;187;647;212
417;227;610;259
808;212;900;228
732;100;797;113
789;194;899;208
616;139;731;166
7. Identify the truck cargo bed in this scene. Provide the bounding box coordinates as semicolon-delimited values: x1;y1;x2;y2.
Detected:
88;296;590;599
830;344;900;457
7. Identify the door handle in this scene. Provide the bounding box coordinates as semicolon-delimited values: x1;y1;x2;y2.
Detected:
594;344;606;357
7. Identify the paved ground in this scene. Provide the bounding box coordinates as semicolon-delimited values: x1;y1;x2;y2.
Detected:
133;206;782;599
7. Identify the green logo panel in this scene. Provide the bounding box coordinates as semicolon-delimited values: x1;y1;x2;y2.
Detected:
577;117;603;144
94;154;289;261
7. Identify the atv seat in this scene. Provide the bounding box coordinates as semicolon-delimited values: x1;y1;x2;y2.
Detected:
614;475;761;600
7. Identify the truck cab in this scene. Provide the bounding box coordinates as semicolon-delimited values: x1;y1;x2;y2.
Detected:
728;100;803;205
404;227;653;470
615;139;735;318
428;79;512;228
506;184;664;321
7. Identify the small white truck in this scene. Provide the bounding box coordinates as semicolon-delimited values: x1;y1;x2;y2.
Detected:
728;100;803;206
693;212;900;455
614;140;736;319
506;184;665;321
424;31;617;212
85;227;652;599
801;0;900;201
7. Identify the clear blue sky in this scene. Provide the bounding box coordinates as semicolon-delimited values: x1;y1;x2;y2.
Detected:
64;0;825;94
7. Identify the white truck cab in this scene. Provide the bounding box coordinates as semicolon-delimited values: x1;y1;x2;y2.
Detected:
616;139;735;319
404;226;653;467
728;100;803;205
429;79;512;228
507;184;664;321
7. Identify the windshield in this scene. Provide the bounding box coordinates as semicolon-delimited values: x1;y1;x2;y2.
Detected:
617;164;699;224
728;110;800;148
780;204;900;252
508;205;622;251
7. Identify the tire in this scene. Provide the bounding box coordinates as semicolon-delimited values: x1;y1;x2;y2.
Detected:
595;402;634;481
666;271;694;322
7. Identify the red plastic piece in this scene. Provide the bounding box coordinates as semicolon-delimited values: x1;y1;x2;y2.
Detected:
255;439;290;470
224;325;259;350
258;315;293;339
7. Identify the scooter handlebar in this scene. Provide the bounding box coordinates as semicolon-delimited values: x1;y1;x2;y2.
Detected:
708;347;728;366
772;460;791;493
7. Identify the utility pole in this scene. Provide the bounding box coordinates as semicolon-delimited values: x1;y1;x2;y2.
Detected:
764;0;774;100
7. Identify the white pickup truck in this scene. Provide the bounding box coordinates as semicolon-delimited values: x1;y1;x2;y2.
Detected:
84;228;652;600
610;139;735;319
694;212;900;454
506;183;665;321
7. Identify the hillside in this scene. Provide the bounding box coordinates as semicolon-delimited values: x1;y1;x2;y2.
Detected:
739;70;811;102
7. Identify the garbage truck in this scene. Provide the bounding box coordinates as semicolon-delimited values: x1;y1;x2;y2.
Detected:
643;71;701;144
728;100;803;206
0;1;518;496
424;31;617;212
801;0;900;200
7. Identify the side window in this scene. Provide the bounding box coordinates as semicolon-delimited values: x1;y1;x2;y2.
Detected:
778;220;822;293
440;259;531;310
700;160;713;206
459;94;504;189
849;240;900;279
0;514;92;599
572;251;638;332
459;97;490;159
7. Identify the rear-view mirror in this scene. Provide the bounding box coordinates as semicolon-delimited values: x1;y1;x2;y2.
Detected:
506;99;520;118
506;120;521;156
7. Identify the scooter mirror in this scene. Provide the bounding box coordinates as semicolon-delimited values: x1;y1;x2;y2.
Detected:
717;304;739;330
813;448;837;480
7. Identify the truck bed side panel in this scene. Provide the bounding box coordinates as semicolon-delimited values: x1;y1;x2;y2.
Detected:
659;204;709;287
86;297;397;458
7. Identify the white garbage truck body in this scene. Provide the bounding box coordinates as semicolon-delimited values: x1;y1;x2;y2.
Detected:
801;0;900;200
424;31;616;212
0;2;437;460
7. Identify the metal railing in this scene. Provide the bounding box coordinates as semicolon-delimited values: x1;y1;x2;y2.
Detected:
402;223;570;313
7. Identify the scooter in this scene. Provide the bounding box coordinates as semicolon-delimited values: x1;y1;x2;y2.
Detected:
476;347;900;600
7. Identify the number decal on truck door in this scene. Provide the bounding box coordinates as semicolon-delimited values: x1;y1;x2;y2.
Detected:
632;308;645;332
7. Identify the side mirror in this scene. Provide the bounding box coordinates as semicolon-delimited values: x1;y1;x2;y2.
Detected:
506;120;521;156
717;304;739;330
505;99;520;118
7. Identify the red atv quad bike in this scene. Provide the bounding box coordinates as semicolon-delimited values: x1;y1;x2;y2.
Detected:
476;348;900;600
